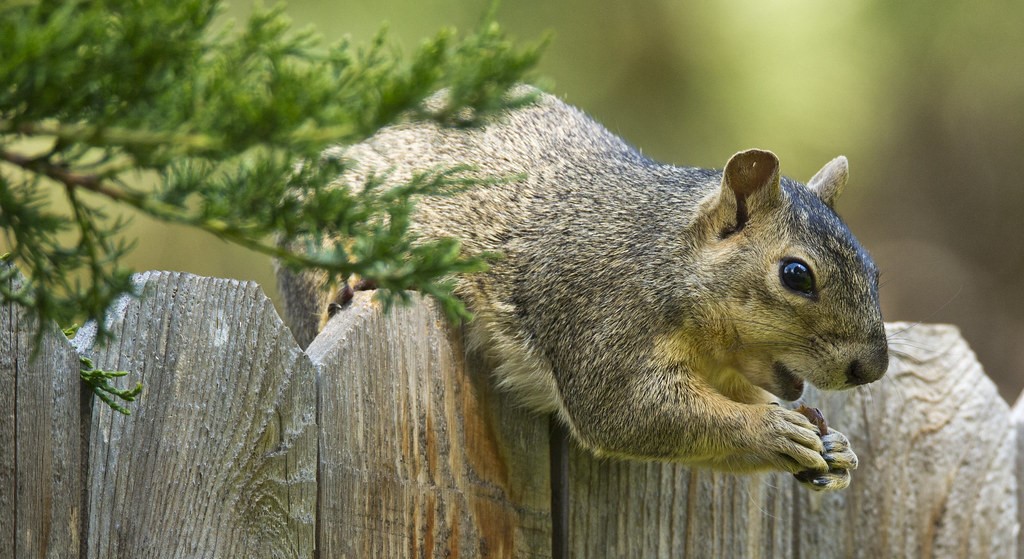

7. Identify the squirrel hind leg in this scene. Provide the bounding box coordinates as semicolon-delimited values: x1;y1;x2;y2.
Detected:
353;278;378;291
320;284;350;329
319;275;382;329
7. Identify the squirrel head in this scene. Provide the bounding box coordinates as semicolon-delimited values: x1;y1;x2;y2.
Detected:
688;149;888;401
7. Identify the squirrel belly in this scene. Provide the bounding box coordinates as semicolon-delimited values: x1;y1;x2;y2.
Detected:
314;90;888;485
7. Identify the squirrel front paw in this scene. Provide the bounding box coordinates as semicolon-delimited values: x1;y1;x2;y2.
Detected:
752;406;829;474
794;428;858;491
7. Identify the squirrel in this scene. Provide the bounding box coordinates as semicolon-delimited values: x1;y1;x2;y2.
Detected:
280;89;889;491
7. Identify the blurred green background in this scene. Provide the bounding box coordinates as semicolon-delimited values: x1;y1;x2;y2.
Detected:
120;0;1024;401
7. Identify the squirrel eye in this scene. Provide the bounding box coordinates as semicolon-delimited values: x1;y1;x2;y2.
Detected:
780;258;816;295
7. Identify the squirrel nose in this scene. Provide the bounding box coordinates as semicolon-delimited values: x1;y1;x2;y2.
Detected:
846;360;870;385
846;345;889;386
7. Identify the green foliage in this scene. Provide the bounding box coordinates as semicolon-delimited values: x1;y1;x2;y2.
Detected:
0;0;543;412
79;356;142;415
0;0;544;336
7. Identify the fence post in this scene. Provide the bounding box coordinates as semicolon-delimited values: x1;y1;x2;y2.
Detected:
73;271;317;558
0;265;84;558
309;291;552;557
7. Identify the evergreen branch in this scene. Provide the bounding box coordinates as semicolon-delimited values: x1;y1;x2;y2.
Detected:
79;356;142;415
0;120;223;154
1;149;118;198
0;119;360;159
0;0;545;411
2;144;491;317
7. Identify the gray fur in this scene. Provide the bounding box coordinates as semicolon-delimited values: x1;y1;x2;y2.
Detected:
293;90;888;490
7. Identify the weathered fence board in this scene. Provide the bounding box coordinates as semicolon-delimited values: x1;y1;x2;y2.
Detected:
3;268;1022;558
569;454;793;557
309;291;552;558
0;266;83;558
72;272;317;559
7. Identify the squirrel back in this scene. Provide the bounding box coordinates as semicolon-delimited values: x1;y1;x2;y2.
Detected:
291;90;888;488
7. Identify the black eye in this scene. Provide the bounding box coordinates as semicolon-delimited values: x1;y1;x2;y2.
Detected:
780;259;816;296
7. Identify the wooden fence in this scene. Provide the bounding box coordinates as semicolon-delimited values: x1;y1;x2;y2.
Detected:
2;269;1021;558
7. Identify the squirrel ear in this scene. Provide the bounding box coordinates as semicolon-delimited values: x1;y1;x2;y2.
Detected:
719;149;781;234
807;155;848;207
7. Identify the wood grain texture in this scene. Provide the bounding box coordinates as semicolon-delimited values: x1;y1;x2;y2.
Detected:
569;455;793;558
73;271;316;559
569;322;1018;558
309;291;551;558
796;323;1017;559
0;264;83;558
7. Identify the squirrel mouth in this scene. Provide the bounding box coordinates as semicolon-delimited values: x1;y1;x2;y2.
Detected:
771;362;806;401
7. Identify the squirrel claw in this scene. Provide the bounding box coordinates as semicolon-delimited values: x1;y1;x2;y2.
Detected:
794;467;851;492
793;427;857;491
820;429;858;470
